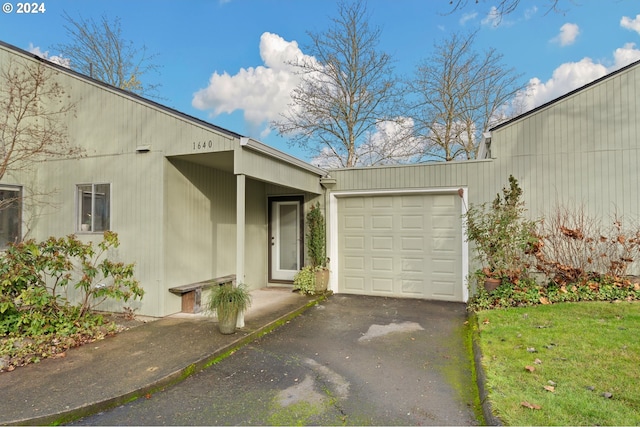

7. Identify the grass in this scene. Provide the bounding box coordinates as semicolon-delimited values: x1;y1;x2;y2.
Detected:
476;301;640;426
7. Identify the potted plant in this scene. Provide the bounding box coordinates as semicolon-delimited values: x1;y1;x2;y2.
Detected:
305;202;329;292
463;175;538;292
207;282;252;334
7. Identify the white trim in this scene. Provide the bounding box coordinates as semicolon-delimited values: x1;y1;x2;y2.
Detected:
328;187;469;302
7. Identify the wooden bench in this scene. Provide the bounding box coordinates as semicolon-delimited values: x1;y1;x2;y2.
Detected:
169;274;236;313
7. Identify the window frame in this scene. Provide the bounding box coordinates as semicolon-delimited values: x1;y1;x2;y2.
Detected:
76;183;111;233
0;185;22;249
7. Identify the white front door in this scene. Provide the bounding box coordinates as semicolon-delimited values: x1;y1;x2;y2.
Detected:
270;198;302;282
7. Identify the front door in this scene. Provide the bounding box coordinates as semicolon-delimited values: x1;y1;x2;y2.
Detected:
269;197;303;282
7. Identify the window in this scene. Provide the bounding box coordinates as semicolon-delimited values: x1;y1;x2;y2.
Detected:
0;186;21;249
77;184;110;232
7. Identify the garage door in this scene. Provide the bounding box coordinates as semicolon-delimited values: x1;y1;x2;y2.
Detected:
337;193;463;301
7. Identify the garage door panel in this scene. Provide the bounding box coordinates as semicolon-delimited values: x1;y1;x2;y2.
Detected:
432;214;456;229
344;276;365;291
401;195;424;208
372;277;393;293
372;215;393;230
402;236;424;251
401;215;424;229
401;280;424;295
372;257;393;272
372;196;393;208
338;193;463;301
372;236;393;250
344;215;365;230
344;235;365;250
432;280;456;297
433;236;455;251
402;257;423;273
344;197;365;209
344;256;365;270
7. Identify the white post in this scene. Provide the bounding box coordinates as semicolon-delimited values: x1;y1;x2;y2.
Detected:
236;173;246;327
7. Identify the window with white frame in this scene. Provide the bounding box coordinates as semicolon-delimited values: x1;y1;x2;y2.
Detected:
77;184;110;232
0;186;21;249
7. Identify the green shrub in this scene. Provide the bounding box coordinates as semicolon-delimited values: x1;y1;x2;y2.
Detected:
306;202;327;268
468;273;640;312
0;231;144;336
463;175;538;283
293;265;318;295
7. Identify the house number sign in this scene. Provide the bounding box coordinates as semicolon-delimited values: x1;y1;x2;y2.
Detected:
192;140;213;150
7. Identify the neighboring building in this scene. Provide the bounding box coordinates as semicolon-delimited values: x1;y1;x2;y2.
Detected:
2;40;639;316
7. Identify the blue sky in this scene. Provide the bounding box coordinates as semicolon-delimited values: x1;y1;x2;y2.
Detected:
1;0;639;161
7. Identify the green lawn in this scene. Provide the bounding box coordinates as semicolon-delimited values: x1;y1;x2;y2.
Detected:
475;301;640;426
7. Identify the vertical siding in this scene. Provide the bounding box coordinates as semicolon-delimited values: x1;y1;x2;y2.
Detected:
163;159;237;314
329;160;495;207
245;179;268;289
27;151;166;316
491;61;640;225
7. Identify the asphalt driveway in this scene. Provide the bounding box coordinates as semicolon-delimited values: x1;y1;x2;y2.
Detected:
71;294;480;426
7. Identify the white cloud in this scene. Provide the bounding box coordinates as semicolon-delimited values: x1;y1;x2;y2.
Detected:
551;23;580;46
481;7;502;28
459;12;477;26
518;44;640;111
192;32;311;130
28;44;70;68
523;6;538;20
621;14;640;34
612;42;640;69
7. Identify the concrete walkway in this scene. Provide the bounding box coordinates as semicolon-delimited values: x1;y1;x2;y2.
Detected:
0;287;321;426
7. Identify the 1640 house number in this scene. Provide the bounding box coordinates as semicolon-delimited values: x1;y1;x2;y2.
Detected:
193;140;213;150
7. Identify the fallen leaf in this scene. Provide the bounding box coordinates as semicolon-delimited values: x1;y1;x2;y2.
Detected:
602;392;613;399
548;380;557;386
534;358;542;364
521;401;541;410
145;393;152;399
524;365;536;372
527;347;537;353
539;297;550;305
483;318;490;324
544;385;555;392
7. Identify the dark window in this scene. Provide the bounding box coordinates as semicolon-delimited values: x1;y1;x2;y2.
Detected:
77;184;110;232
0;186;21;248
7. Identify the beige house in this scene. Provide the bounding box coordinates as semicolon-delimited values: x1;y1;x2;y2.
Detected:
1;41;327;317
2;40;639;317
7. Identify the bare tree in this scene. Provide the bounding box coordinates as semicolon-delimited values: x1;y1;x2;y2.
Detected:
54;12;161;98
446;0;565;17
0;57;82;242
0;58;81;180
272;0;407;168
405;31;526;161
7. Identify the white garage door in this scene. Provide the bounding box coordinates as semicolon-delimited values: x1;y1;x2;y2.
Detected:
337;193;463;301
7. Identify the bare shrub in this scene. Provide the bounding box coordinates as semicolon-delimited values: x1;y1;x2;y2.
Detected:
534;205;640;284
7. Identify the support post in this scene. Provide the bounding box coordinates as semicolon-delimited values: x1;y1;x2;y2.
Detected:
236;173;246;327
